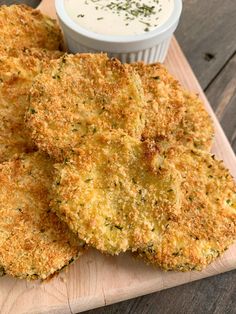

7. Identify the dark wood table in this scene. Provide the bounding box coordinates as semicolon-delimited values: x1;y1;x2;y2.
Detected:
1;1;236;313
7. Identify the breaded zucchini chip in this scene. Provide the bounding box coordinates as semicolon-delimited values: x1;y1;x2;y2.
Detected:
0;152;84;280
131;62;185;139
0;5;63;56
51;131;181;255
0;53;62;163
26;54;145;161
132;62;214;150
0;56;40;162
172;91;214;151
137;146;236;271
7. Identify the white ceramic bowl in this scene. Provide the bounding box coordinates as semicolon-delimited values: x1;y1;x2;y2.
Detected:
55;0;182;63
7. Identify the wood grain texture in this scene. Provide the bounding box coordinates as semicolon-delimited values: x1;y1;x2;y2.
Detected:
206;52;236;154
37;0;56;18
175;0;236;90
85;270;236;314
0;1;236;314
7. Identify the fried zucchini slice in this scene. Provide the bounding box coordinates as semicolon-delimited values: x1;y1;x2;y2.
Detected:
0;152;84;280
26;53;145;161
131;62;186;139
0;5;63;56
172;91;214;150
0;53;62;162
51;131;181;255
132;62;214;151
137;146;236;271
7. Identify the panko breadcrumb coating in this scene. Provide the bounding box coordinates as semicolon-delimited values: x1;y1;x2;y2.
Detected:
26;53;145;161
51;131;181;255
173;91;214;151
131;62;186;139
0;56;40;162
0;152;84;280
0;5;63;56
137;145;236;271
132;62;214;150
8;47;64;60
51;130;236;270
0;52;62;163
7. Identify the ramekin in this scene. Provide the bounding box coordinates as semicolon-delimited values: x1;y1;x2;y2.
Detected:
55;0;182;63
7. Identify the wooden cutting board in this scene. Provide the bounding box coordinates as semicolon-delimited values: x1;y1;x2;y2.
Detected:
1;1;236;313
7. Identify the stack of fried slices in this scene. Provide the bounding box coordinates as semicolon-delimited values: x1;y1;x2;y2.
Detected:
0;4;235;281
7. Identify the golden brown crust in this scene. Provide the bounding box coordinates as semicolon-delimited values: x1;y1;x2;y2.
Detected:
51;131;181;255
172;91;214;150
132;62;214;151
131;62;186;139
137;146;236;271
0;5;63;56
8;47;64;60
26;54;145;161
26;58;213;163
0;51;63;163
0;152;84;280
51;129;236;269
0;53;57;162
0;56;40;162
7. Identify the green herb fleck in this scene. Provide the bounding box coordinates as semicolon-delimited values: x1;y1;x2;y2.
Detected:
115;225;123;230
172;252;180;257
29;108;36;114
52;74;60;80
83;0;164;32
92;127;97;134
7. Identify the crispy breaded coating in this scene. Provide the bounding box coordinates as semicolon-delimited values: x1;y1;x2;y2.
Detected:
0;52;62;163
131;62;185;139
8;47;64;60
51;131;181;255
0;152;84;280
0;56;40;162
172;91;214;151
132;62;214;150
26;53;145;161
0;5;63;56
137;146;236;271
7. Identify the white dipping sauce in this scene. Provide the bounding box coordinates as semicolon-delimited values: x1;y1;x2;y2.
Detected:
64;0;174;36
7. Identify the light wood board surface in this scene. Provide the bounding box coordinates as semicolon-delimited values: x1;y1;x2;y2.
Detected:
1;1;236;313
